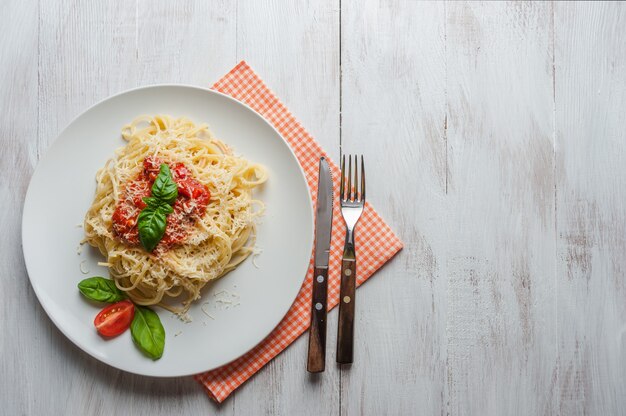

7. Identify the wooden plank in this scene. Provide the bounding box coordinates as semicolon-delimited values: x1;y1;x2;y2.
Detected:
136;0;236;86
555;2;626;414
0;1;39;415
35;2;233;415
340;1;448;415
231;1;341;415
38;1;139;152
131;2;238;413
444;2;556;415
36;2;141;415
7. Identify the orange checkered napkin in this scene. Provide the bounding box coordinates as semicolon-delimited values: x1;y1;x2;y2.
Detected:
194;61;403;403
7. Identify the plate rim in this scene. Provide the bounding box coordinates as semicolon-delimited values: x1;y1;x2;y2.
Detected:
22;84;314;377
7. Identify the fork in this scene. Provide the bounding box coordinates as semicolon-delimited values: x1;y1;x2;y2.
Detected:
337;154;365;364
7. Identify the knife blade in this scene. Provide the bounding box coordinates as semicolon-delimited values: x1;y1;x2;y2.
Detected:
307;157;333;373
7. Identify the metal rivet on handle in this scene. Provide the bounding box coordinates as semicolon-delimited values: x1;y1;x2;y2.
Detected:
315;303;323;311
317;275;324;283
344;269;352;276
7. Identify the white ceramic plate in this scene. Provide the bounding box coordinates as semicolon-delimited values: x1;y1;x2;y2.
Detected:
22;85;314;377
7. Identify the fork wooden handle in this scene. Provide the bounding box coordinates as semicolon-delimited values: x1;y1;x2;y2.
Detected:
337;246;356;364
307;266;328;372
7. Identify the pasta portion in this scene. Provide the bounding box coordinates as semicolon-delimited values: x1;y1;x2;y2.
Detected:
84;115;267;313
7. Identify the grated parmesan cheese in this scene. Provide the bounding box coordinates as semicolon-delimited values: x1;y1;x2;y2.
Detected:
178;312;193;323
212;287;241;310
201;302;215;320
251;248;263;269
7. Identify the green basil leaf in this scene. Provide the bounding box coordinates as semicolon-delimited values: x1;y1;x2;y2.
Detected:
151;164;178;204
130;306;165;360
137;206;167;252
137;163;177;252
157;203;174;215
142;196;162;209
77;277;125;303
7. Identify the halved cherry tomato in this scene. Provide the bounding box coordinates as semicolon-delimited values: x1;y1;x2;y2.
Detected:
94;300;135;337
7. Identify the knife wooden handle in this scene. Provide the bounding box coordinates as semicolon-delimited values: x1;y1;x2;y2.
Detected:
307;266;328;372
337;245;356;364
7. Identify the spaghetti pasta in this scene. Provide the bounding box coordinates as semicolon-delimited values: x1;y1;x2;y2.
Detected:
84;115;267;313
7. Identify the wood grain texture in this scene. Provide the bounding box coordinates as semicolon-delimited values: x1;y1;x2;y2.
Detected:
555;3;626;415
308;266;330;373
3;1;626;415
0;1;39;415
36;2;212;416
340;1;448;415
230;2;341;415
136;0;236;86
337;257;356;364
445;3;557;415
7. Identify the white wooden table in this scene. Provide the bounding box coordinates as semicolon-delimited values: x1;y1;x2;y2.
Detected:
2;1;626;415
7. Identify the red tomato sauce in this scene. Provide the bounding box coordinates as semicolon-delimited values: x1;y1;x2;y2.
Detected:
112;156;210;250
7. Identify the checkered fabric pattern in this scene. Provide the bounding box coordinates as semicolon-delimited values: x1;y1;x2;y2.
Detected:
194;61;403;403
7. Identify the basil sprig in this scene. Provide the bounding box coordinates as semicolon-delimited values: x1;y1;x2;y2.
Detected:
137;203;172;251
77;277;126;303
131;306;166;360
151;164;178;204
137;164;178;252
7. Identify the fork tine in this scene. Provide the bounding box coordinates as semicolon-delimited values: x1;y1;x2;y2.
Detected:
353;154;358;201
360;155;365;202
340;155;345;201
347;155;352;202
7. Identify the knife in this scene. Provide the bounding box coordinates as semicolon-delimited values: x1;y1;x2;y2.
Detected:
307;157;334;373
